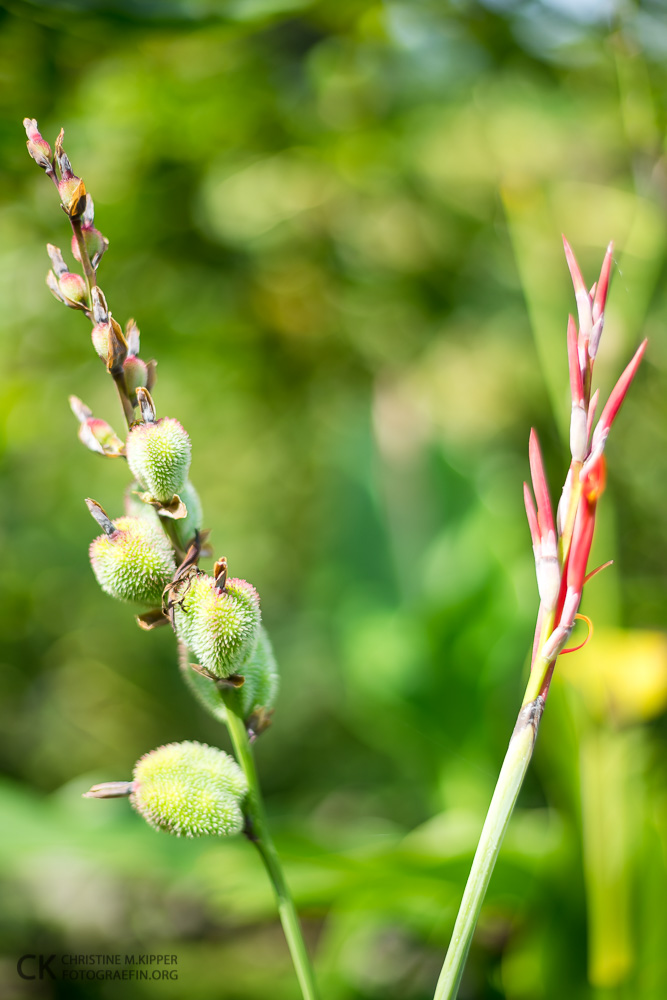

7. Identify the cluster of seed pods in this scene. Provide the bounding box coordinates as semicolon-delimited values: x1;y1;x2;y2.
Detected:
23;117;279;838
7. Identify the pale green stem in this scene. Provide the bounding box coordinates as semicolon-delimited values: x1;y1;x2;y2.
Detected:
433;696;544;1000
221;691;320;1000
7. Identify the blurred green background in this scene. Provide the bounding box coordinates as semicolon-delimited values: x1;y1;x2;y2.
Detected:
1;1;667;998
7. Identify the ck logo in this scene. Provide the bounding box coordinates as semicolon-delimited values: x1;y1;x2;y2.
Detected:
17;955;57;980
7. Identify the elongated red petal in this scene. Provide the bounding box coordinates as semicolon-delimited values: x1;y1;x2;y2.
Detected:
567;496;596;594
567;313;584;407
563;236;592;342
529;429;555;540
595;339;648;441
592;241;613;322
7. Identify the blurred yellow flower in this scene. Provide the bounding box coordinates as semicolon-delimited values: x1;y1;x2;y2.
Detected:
559;628;667;724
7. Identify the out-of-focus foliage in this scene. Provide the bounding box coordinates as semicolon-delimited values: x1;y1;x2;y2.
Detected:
1;1;666;998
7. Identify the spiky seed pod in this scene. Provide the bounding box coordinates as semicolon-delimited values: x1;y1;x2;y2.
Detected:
173;575;261;678
183;626;279;725
126;417;191;504
131;741;248;838
89;515;176;607
176;481;203;548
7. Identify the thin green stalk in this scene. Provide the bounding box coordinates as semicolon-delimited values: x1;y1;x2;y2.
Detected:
433;696;544;1000
222;692;320;1000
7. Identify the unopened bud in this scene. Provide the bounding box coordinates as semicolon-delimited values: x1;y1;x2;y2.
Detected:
59;174;87;218
123;355;148;406
46;245;88;306
173;575;261;679
23;118;52;170
70;396;125;457
89;514;176;607
55;129;86;218
79;418;125;457
130;741;247;837
126;415;191;504
58;271;89;308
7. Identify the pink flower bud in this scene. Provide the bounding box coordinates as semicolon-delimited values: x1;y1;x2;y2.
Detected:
23;118;52;171
58;271;89;308
54;129;86;218
123;355;149;405
126;417;191;504
78;418;125;457
58;174;87;219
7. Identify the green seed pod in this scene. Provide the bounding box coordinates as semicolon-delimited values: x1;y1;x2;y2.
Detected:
89;515;175;607
173;575;261;678
126;417;191;504
183;626;279;725
131;741;247;837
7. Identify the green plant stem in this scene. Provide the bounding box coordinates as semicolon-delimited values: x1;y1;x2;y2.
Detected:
71;215;97;296
222;692;320;1000
433;695;545;1000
